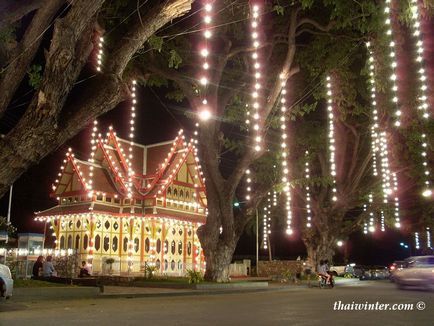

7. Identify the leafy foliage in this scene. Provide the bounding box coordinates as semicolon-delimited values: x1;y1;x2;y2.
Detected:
27;64;43;90
186;269;204;284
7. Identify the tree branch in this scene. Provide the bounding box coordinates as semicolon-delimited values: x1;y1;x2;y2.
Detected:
0;0;64;118
296;17;335;32
0;0;46;31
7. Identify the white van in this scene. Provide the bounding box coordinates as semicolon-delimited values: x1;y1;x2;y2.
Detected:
0;263;13;299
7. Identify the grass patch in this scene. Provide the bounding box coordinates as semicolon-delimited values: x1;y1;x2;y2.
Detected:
14;279;68;288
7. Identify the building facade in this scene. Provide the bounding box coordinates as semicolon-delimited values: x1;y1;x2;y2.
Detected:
35;129;207;275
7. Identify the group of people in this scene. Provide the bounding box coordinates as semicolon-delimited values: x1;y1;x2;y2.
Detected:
32;255;56;278
317;259;332;284
32;256;91;278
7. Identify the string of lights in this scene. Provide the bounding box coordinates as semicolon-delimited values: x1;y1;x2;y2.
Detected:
279;75;293;235
427;227;432;249
325;76;337;202
415;231;420;250
368;193;376;233
96;36;104;72
392;172;401;228
305;150;312;228
384;0;401;127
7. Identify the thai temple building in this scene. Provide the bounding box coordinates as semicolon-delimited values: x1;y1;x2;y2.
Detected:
34;129;207;275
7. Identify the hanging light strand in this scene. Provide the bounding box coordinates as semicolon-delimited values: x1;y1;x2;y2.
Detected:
427;227;432;249
325;76;337;201
392;172;401;228
384;0;401;127
415;232;420;250
368;193;376;233
126;80;137;199
366;42;380;177
250;4;263;152
87;120;99;199
198;1;214;122
96;36;104;72
408;1;432;198
279;75;292;234
305;150;312;228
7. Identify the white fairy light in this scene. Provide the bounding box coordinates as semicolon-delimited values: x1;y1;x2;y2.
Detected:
96;36;104;72
325;76;337;201
126;80;137;200
368;193;376;233
305;150;312;228
363;203;368;234
409;0;430;120
384;0;401;127
250;4;263;152
427;227;432;248
415;232;420;250
392;172;401;228
279;75;292;234
408;1;432;197
380;210;385;232
87;120;99;199
366;43;380;177
198;1;214;122
379;132;392;204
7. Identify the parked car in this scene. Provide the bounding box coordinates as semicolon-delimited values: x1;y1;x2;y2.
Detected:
0;263;13;300
359;266;389;280
394;255;434;291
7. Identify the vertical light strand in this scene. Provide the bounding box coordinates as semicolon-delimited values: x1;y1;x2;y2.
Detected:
279;75;292;234
363;204;368;234
198;1;214;121
415;232;420;250
409;0;432;197
325;76;337;201
126;80;137;199
366;42;380;177
379;132;392;204
305;150;312;228
426;227;432;248
409;0;430;120
384;0;401;127
96;36;104;72
380;210;385;232
250;4;262;152
262;193;271;249
368;193;376;233
392;172;401;228
87;120;98;199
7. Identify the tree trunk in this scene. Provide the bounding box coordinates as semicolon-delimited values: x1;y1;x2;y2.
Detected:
304;231;336;271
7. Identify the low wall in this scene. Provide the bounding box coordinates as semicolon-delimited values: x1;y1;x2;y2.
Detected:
229;259;251;277
257;260;303;278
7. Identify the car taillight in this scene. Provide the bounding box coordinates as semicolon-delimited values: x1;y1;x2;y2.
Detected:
390;265;395;271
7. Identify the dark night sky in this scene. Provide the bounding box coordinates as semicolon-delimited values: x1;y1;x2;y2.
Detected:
0;83;415;266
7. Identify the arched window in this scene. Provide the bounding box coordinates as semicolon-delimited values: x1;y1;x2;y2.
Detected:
173;188;178;197
187;242;192;256
178;241;183;255
172;228;176;235
134;238;139;253
164;240;169;253
68;220;73;229
95;235;101;251
113;222;119;230
164;259;168;271
104;220;110;230
156;259;161;270
178;229;183;236
83;234;88;250
76;220;81;229
103;236;110;252
75;235;80;250
123;237;128;252
186;191;189;199
60;236;65;249
67;235;72;248
171;240;175;254
156;239;161;253
145;238;150;252
171;260;176;270
112;236;118;252
167;187;172;196
179;190;184;198
178;260;183;271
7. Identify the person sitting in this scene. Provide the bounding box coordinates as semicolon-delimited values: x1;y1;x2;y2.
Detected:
317;259;331;284
42;255;56;277
32;255;44;279
79;261;91;278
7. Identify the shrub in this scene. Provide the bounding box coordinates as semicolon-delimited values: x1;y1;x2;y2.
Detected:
186;269;203;284
144;264;158;279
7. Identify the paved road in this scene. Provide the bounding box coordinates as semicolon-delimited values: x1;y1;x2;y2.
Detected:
1;281;432;325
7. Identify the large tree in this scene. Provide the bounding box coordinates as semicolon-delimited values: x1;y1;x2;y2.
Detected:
0;0;193;196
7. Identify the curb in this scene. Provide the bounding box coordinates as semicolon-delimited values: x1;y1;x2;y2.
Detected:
12;286;101;302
